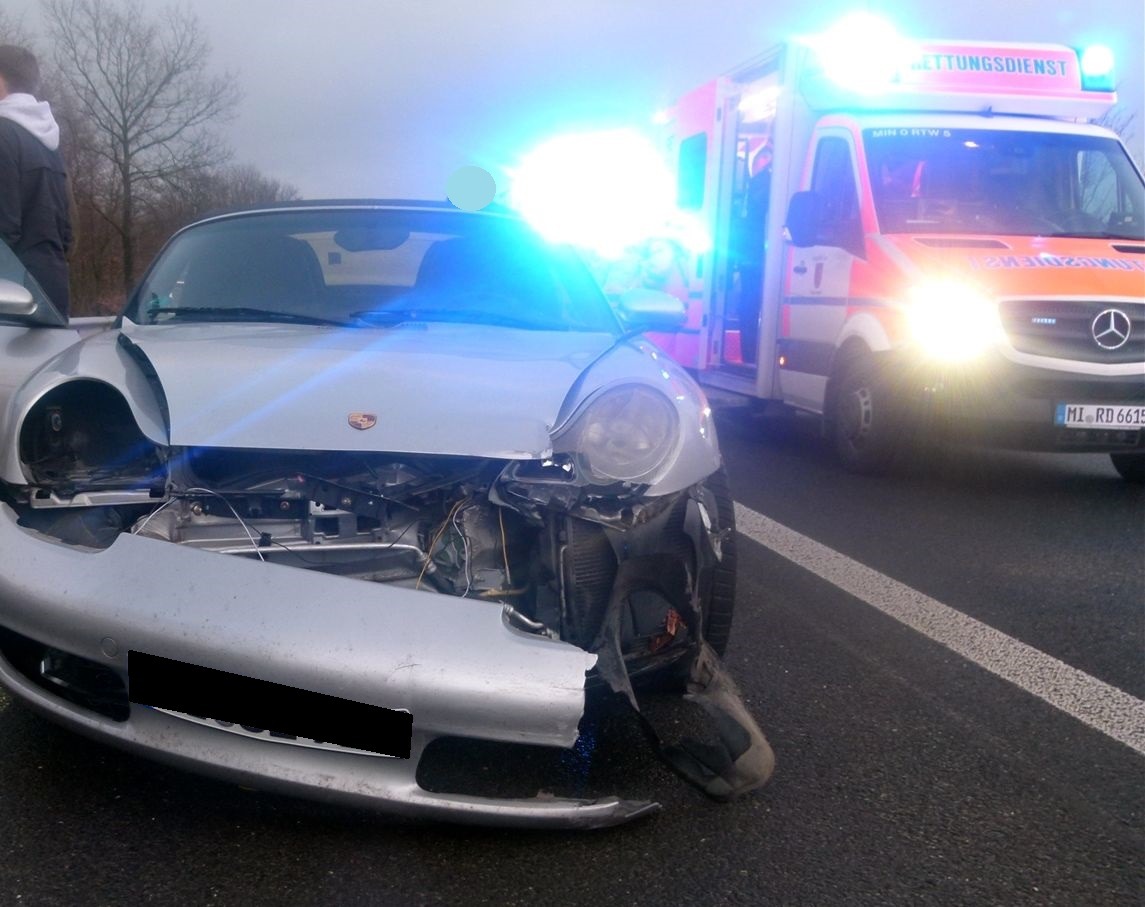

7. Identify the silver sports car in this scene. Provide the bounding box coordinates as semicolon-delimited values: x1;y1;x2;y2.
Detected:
0;200;772;828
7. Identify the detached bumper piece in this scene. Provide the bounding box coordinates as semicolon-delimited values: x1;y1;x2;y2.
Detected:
590;548;776;802
660;643;776;800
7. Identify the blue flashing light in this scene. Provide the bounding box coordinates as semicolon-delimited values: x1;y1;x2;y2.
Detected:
807;12;917;95
1079;45;1116;92
509;129;709;259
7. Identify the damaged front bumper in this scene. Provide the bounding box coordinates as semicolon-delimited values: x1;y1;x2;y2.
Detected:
0;502;661;829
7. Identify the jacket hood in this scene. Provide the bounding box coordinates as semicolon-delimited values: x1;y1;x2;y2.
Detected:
118;321;621;458
0;93;60;150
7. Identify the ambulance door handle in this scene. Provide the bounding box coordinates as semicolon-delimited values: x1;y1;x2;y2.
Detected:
793;264;808;275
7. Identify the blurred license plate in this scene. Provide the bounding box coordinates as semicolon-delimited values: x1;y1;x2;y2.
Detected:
1054;404;1145;429
130;651;412;758
151;707;403;758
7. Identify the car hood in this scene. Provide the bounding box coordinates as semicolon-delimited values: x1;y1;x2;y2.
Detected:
875;234;1145;298
118;322;619;457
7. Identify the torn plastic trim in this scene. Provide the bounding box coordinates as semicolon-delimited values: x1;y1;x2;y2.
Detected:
654;642;776;801
493;458;679;530
587;487;775;801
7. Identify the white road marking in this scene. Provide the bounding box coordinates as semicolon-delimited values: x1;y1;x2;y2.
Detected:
734;503;1145;756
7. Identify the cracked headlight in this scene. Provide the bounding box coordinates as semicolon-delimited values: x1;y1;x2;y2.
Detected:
557;384;679;484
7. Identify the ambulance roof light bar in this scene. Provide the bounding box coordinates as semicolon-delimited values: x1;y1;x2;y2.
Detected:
796;13;1117;118
803;13;1118;95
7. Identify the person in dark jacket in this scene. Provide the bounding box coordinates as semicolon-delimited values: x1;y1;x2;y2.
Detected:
0;45;72;317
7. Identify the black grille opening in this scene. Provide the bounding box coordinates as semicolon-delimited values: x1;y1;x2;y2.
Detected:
0;626;129;721
1055;428;1142;449
913;237;1010;249
561;518;617;649
1000;300;1144;365
1012;376;1145;403
415;690;660;802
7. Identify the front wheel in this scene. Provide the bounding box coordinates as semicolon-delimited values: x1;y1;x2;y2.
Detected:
1110;452;1145;484
639;466;737;692
829;353;905;473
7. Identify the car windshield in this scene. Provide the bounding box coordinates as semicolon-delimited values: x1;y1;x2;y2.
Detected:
125;207;621;333
864;128;1145;239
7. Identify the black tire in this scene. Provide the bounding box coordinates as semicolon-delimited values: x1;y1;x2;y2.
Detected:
636;466;737;692
703;465;737;656
829;353;904;474
1110;452;1145;484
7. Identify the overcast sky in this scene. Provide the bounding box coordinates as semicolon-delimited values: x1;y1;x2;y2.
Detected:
5;0;1143;199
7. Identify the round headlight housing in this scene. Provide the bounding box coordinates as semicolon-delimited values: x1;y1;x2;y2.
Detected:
557;384;679;484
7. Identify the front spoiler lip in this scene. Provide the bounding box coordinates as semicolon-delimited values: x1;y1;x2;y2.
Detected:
0;503;659;829
0;663;659;829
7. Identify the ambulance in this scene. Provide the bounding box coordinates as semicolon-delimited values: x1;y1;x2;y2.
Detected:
651;17;1145;480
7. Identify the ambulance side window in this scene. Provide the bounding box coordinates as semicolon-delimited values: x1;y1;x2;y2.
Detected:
1078;149;1138;229
810;136;863;255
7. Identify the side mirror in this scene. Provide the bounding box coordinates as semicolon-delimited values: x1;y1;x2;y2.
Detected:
613;288;687;332
784;191;822;248
0;278;36;317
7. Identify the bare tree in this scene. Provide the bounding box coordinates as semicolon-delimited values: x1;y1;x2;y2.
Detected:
203;164;302;210
1097;99;1142;171
43;0;239;292
134;164;300;271
0;7;35;46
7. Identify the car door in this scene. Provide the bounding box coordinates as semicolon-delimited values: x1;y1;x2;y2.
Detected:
779;129;864;413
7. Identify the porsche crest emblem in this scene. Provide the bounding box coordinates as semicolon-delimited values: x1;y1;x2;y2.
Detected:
348;412;378;431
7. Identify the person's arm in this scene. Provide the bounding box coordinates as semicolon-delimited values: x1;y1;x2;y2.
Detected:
62;169;76;256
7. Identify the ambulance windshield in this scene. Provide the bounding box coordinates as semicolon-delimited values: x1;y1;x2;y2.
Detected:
864;128;1145;240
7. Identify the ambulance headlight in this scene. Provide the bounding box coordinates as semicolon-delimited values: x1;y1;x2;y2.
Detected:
556;385;679;484
906;281;1003;361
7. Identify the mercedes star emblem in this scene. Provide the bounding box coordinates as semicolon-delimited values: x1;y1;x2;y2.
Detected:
1090;308;1131;351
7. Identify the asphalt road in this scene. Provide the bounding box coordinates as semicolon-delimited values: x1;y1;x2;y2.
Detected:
1;405;1142;906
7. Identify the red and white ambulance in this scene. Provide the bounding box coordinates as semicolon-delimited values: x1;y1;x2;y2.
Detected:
653;18;1145;480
